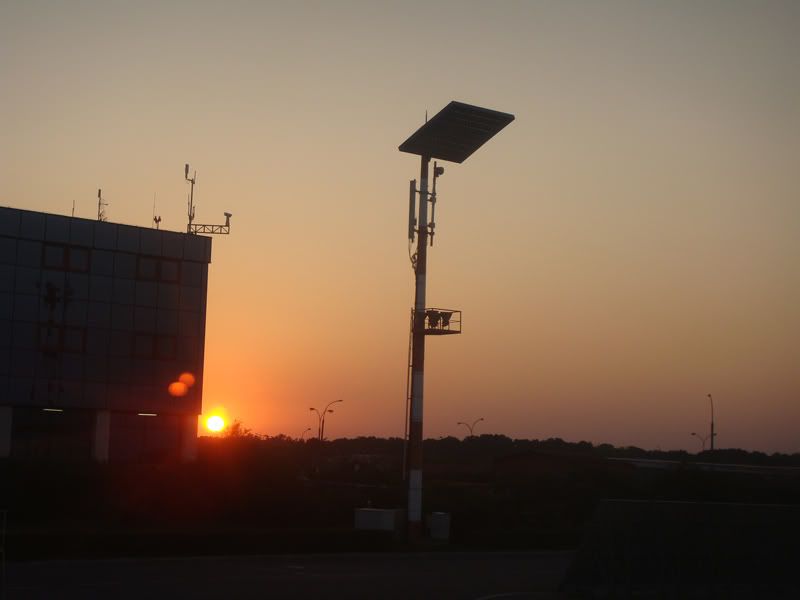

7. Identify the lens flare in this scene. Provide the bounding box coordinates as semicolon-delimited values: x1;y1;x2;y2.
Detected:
168;381;188;397
179;372;196;387
206;415;225;432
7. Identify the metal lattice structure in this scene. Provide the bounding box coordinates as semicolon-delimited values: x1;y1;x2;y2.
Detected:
185;163;232;236
189;223;230;235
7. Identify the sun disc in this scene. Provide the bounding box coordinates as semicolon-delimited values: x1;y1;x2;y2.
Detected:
206;415;225;432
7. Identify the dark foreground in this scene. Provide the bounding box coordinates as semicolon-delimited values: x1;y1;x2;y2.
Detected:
3;438;800;597
6;551;571;600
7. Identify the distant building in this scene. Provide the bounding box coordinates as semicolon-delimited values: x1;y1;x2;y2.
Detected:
0;207;211;462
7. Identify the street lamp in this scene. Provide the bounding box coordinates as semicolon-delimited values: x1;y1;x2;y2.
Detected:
399;101;514;540
457;417;484;438
707;393;716;451
299;427;312;441
309;399;344;441
690;432;709;452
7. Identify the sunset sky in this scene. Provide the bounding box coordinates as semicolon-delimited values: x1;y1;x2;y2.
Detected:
2;1;798;452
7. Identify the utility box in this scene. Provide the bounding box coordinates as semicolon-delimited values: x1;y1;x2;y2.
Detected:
427;512;451;541
354;508;402;532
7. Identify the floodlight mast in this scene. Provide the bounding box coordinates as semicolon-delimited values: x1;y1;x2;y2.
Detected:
399;101;514;542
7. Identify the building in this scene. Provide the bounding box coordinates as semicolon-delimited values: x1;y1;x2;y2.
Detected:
0;207;211;462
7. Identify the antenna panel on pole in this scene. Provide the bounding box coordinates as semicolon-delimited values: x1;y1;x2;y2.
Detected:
408;179;416;242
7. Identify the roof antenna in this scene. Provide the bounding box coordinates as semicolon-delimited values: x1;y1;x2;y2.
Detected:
152;193;161;229
185;163;196;233
184;163;232;235
97;188;108;222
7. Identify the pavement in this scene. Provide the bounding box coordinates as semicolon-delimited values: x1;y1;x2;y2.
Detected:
4;551;573;599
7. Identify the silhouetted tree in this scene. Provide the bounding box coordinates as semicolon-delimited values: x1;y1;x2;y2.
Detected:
224;419;259;439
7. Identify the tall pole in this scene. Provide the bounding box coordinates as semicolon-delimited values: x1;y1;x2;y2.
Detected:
708;393;715;451
311;399;343;442
398;101;514;542
320;399;343;441
407;155;430;540
310;408;323;441
185;164;196;234
691;432;707;452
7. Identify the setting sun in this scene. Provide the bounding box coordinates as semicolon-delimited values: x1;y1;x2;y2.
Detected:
206;416;225;433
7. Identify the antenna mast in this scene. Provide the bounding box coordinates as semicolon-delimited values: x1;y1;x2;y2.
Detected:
183;163;232;235
152;193;161;229
97;189;108;222
185;164;196;233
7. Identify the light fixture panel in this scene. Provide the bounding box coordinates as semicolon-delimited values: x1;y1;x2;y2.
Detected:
399;101;515;164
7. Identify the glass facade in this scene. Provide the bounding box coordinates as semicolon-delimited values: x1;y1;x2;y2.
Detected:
0;207;211;461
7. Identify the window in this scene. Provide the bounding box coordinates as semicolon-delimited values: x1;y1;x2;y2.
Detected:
37;324;86;354
43;245;65;269
69;248;89;271
160;259;180;282
114;254;137;279
137;257;180;282
156;335;177;359
63;327;86;352
134;334;154;358
38;323;61;353
42;244;90;272
137;257;158;280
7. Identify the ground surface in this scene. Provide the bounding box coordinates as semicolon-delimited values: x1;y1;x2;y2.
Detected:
6;551;572;599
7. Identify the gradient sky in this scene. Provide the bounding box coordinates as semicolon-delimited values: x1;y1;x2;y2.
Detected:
2;1;798;452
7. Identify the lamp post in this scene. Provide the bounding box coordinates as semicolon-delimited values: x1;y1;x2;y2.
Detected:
707;393;716;451
690;432;709;452
310;399;343;441
399;101;514;540
299;427;312;441
457;417;484;438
